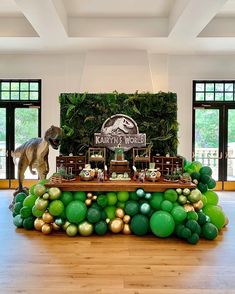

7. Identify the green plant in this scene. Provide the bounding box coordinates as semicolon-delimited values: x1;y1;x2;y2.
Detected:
59;91;178;158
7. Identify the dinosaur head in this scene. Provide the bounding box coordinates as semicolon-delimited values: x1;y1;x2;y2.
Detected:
44;125;63;150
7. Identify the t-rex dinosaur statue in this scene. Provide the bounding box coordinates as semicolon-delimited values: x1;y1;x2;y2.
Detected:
10;125;62;208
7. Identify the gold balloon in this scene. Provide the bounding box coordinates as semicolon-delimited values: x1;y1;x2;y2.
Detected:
41;223;52;235
123;215;131;224
193;200;203;211
92;195;97;201
109;218;124;233
115;208;125;219
87;192;93;199
183;203;195;212
85;199;92;206
34;218;45;231
123;224;132;235
62;220;71;231
52;222;60;231
42;212;54;223
78;221;93;236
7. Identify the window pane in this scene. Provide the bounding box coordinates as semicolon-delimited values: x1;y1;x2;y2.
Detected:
196;93;204;101
20;92;29;100
225;93;233;101
11;92;19;100
30;83;39;91
196;83;204;91
215;83;223;92
1;82;10;91
206;83;214;91
11;82;19;91
228;109;235;181
215;93;224;101
30;92;38;100
206;93;214;101
225;83;233;91
20;82;29;91
2;92;10;100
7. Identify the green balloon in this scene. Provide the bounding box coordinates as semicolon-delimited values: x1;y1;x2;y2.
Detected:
104;206;116;220
160;200;173;212
130;214;149;236
124;200;139;216
65;200;87;224
203;205;225;230
13;214;24;228
149;192;164;210
73;191;86;202
87;207;101;224
150;211;175;237
60;191;74;205
164;189;178;202
95;220;108;235
202;223;218;240
171;206;187;222
203;190;219;205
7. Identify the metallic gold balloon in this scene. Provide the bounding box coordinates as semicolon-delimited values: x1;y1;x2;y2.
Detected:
183;203;195;212
78;221;93;236
85;199;92;206
123;215;131;224
109;218;124;233
92;195;97;201
52;222;60;231
123;223;131;235
193;200;203;211
41;223;52;235
34;218;45;231
42;212;54;223
87;192;93;199
115;208;125;219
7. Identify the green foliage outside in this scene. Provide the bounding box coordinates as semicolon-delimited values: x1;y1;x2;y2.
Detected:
59;92;178;159
195;109;235;148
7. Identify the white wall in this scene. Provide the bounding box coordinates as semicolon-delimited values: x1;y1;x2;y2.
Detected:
1;52;235;175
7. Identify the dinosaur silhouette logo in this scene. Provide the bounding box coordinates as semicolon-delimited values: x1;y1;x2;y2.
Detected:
95;114;146;151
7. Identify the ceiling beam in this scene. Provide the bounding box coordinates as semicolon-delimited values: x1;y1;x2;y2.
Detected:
14;0;68;40
168;0;228;38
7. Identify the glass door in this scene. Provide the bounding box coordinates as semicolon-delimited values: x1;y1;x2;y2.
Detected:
14;108;39;180
0;108;6;180
194;108;221;181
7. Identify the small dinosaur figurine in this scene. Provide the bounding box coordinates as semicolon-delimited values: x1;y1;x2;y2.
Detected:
10;125;62;209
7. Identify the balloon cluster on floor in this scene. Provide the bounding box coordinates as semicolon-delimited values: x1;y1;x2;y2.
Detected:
12;162;228;245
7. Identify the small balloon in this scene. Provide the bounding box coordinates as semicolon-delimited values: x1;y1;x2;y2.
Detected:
123;223;132;235
85;199;92;206
183;204;195;212
136;188;145;198
87;192;93;199
52;222;60;231
109;218;124;233
78;221;93;236
193;200;203;211
145;193;152;200
42;212;54;224
140;203;151;215
123;215;131;224
41;223;52;234
34;218;45;231
115;208;125;219
92;195;97;201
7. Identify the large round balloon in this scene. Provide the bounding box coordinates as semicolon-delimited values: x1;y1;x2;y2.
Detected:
149;192;164;210
65;200;87;224
130;214;149;236
171;206;187;222
202;223;218;240
202;205;225;230
150;210;175;237
203;190;219;205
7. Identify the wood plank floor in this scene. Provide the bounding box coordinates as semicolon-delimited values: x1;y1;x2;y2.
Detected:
0;190;235;294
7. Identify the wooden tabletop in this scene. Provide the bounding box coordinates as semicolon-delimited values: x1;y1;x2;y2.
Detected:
45;178;196;192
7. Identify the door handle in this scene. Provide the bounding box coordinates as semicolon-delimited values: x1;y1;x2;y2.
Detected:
5;150;8;157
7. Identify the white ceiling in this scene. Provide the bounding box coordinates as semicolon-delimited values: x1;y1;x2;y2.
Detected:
0;0;235;54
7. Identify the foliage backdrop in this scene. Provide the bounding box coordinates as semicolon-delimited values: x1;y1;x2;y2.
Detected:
59;92;178;160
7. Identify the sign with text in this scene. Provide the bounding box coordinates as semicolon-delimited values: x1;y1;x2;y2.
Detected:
94;114;146;151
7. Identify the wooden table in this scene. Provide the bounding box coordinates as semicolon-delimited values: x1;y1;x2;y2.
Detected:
45;178;195;192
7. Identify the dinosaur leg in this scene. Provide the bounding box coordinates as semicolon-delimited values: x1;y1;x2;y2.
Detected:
37;162;49;180
9;157;29;210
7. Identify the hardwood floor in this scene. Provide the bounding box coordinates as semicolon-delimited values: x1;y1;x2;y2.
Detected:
0;190;234;294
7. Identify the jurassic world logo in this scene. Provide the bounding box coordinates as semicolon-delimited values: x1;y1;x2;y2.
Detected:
94;114;146;151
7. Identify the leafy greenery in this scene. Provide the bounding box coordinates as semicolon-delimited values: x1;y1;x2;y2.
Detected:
60;92;179;159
